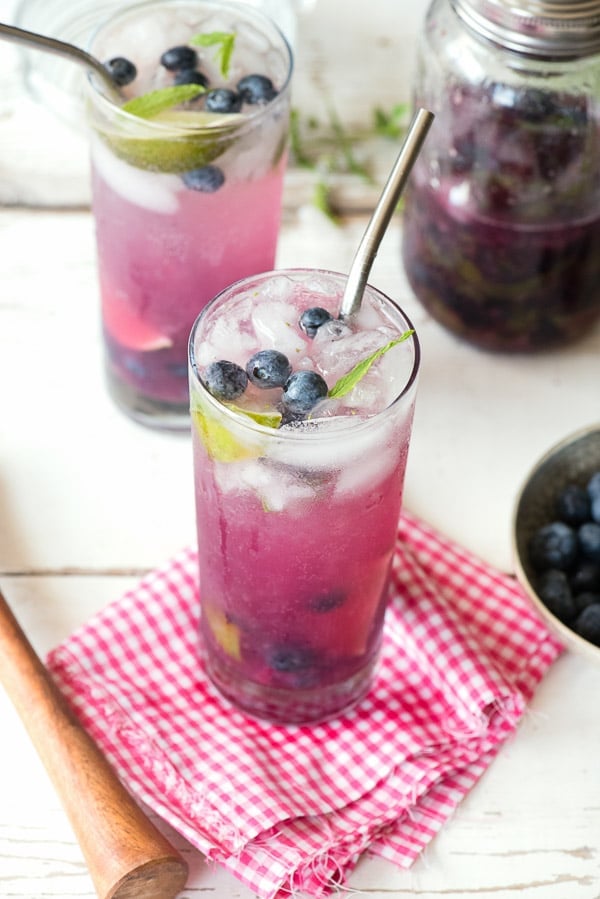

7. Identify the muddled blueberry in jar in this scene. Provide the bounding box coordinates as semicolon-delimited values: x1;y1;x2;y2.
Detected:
237;73;277;104
205;88;242;114
104;56;137;86
203;360;248;400
246;350;292;389
182;165;225;192
299;307;333;338
269;646;314;672
160;45;198;71
281;371;328;415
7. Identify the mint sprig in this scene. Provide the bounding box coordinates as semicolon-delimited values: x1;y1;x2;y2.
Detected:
328;330;414;400
190;31;236;78
122;84;206;118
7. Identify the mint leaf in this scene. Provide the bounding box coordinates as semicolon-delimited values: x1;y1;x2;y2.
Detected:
190;31;236;78
122;84;206;118
328;330;414;400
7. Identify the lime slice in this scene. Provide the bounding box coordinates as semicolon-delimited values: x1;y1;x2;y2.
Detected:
98;109;244;174
192;406;260;463
203;604;241;660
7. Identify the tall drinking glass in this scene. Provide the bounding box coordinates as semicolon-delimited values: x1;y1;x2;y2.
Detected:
86;0;293;429
189;269;420;723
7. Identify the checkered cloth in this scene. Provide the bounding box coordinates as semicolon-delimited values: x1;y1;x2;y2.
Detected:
47;512;562;898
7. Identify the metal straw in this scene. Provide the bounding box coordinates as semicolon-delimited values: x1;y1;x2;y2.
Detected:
0;22;121;98
340;107;435;318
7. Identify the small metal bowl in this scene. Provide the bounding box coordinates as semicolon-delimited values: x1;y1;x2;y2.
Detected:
513;424;600;662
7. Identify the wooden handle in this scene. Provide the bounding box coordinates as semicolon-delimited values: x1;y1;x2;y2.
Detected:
0;588;188;899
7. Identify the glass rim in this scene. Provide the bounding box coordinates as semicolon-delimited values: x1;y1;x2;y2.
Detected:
85;0;294;136
188;268;421;442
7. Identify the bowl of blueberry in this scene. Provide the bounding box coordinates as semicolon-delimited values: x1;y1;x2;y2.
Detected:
513;425;600;660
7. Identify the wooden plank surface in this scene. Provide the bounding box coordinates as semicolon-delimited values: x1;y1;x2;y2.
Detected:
2;0;600;896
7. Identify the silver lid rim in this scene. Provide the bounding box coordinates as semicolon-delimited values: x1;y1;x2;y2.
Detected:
451;0;600;57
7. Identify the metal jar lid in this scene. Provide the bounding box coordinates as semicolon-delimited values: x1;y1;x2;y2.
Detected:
451;0;600;57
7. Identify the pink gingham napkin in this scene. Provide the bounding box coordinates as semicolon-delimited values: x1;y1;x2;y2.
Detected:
47;512;562;898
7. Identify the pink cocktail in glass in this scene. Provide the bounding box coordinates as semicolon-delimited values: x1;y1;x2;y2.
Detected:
189;269;420;723
87;0;292;428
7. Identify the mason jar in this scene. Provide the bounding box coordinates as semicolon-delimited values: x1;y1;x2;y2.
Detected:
401;0;600;352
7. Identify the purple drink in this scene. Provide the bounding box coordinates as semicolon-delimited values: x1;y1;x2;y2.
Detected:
189;270;419;723
87;0;292;428
402;81;600;351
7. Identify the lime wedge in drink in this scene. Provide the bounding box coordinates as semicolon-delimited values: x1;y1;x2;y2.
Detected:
97;108;245;174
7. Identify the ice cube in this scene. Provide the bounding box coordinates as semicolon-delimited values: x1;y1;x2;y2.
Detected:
314;324;398;381
251;301;309;360
214;457;315;511
196;313;257;366
334;442;399;496
91;137;182;214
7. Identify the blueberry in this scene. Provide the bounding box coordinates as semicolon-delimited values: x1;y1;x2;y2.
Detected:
205;88;242;114
237;73;277;104
574;604;600;646
536;569;576;623
160;45;198;71
203;360;248;400
281;371;328;415
309;591;346;613
269;646;314;672
588;471;600;499
578;522;600;562
299;307;333;338
528;521;578;571
182;165;225;192
556;484;590;526
104;56;137;87
592;495;600;525
173;69;209;92
574;591;600;614
570;561;600;594
245;349;292;389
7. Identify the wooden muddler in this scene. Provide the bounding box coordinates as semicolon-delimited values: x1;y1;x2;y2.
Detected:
0;588;189;899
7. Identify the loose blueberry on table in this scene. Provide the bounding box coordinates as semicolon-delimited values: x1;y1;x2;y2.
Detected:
528;470;600;645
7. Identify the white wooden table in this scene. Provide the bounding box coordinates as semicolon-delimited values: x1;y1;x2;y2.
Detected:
2;1;600;897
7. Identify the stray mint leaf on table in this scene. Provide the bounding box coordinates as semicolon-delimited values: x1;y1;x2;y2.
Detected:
328;330;414;399
190;31;236;77
122;84;206;118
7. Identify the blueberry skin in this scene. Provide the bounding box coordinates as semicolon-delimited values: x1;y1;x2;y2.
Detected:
269;646;314;672
160;45;198;71
309;591;346;613
578;522;600;562
574;591;600;614
245;349;292;389
592;495;600;525
588;471;600;499
182;165;225;193
299;307;333;338
529;521;578;571
574;603;600;646
537;569;576;623
556;484;590;526
203;360;248;400
237;73;277;104
570;561;600;594
174;69;209;91
104;56;137;87
205;88;242;114
281;370;328;415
